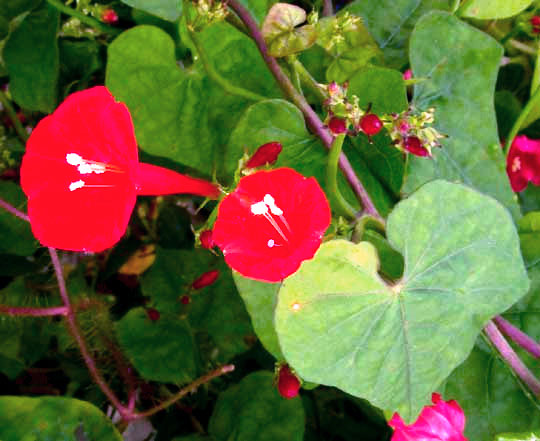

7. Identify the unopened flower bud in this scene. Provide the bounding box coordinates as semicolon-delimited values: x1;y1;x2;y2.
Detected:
402;69;413;81
246;142;283;168
146;308;160;321
200;230;215;249
328;117;347;135
180;295;191;305
531;15;540;33
328;81;340;96
101;8;119;24
359;114;383;136
403;136;430;157
192;269;220;290
276;364;301;399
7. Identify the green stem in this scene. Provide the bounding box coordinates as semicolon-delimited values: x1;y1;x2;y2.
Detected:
326;134;357;219
287;56;326;102
504;81;540;155
188;28;267;102
46;0;121;35
0;90;28;144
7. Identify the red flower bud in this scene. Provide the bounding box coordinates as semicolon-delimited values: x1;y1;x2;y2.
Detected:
532;15;540;33
402;136;430;157
200;229;215;249
389;393;467;441
359;114;383;136
328;81;340;95
246;142;283;168
328;117;347;135
277;364;301;399
402;69;413;81
180;295;191;305
102;8;119;24
192;269;220;290
146;308;160;321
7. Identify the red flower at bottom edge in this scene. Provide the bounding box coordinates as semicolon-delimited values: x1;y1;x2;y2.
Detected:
506;135;540;192
389;393;467;441
212;168;331;282
21;86;219;252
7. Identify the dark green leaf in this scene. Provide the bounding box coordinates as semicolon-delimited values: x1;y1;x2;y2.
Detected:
4;2;59;113
120;0;182;21
0;0;40;21
0;396;122;440
275;180;528;422
209;371;305;441
0;181;37;256
404;12;519;218
115;307;198;383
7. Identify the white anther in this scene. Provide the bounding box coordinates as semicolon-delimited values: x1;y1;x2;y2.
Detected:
267;239;275;248
250;201;269;215
78;163;105;175
66;153;83;166
263;193;283;215
69;180;85;191
263;194;275;205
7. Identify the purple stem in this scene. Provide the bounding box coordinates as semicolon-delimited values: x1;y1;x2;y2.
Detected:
484;320;540;396
494;315;540;358
0;198;29;222
0;305;68;317
48;247;130;417
322;0;333;17
226;0;381;220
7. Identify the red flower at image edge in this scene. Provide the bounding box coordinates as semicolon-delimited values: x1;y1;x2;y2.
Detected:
212;168;331;282
506;135;540;192
21;86;219;252
389;393;467;441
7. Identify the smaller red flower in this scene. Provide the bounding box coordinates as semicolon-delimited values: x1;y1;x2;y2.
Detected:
389;393;467;441
192;269;220;290
101;8;119;24
212;168;330;282
506;135;540;192
21;86;219;252
246;142;282;168
180;295;191;305
276;364;301;399
531;16;540;33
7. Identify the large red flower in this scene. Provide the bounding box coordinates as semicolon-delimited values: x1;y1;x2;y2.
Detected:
389;393;467;441
21;86;219;252
506;135;540;192
212;168;331;282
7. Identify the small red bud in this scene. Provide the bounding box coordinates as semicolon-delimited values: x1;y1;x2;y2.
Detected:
246;142;283;168
328;117;347;135
403;136;430;157
192;269;220;290
102;8;119;24
277;364;301;399
402;69;413;81
359;114;383;136
146;308;160;321
180;295;191;305
200;230;215;249
328;81;340;95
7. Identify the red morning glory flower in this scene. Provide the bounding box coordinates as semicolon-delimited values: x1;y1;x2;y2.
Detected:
212;168;331;282
506;135;540;192
20;86;219;252
389;393;467;441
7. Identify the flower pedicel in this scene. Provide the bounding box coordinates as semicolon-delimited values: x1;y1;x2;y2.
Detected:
212;168;331;282
21;86;219;252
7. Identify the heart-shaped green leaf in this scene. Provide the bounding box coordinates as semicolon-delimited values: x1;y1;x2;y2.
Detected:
404;12;518;218
275;180;528;422
458;0;534;19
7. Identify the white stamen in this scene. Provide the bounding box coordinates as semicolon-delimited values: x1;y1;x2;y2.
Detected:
267;239;275;248
69;180;85;191
264;194;283;215
66;153;83;166
262;212;289;242
263;194;275;205
78;163;106;175
250;201;268;215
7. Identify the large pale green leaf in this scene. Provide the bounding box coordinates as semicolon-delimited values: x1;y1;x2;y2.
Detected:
496;431;540;441
209;371;305;441
4;3;59;113
232;272;284;360
344;0;449;68
275;180;528;423
0;396;122;440
0;182;37;256
141;247;253;361
404;12;519;218
115;307;197;383
459;0;533;19
120;0;182;21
